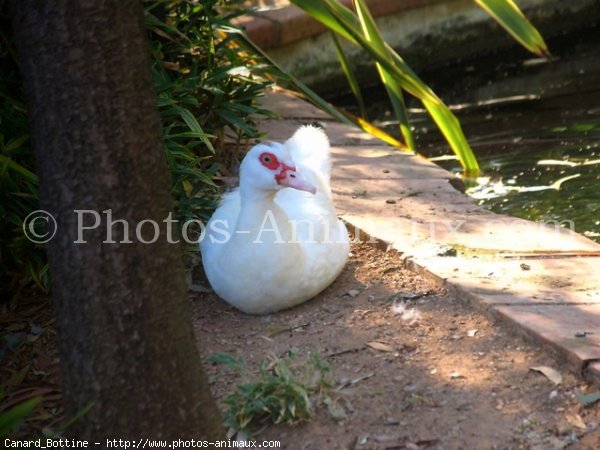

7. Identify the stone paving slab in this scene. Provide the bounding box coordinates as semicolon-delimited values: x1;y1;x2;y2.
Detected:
258;90;331;120
259;119;390;146
410;257;600;305
330;146;455;180
492;304;600;372
336;201;599;254
332;177;469;200
256;90;600;383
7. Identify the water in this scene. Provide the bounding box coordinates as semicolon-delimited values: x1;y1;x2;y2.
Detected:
332;25;600;242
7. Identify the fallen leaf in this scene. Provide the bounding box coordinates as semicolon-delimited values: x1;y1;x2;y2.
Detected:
565;413;586;430
367;341;394;352
467;329;479;337
529;366;563;385
576;392;600;407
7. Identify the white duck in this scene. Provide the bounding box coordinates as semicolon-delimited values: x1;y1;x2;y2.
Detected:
200;125;349;314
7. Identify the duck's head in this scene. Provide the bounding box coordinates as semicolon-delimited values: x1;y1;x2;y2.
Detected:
239;142;317;195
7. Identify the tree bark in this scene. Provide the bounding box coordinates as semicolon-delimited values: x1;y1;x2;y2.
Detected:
11;0;223;440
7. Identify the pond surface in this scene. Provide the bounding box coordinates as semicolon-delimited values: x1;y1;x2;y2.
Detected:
333;25;600;242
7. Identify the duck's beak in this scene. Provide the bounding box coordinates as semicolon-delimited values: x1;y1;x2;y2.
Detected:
276;169;317;194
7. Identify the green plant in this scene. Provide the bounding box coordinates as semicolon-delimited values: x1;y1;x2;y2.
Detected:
284;0;550;176
0;13;48;296
0;383;93;439
145;0;276;232
0;364;39;437
0;396;41;438
210;350;334;435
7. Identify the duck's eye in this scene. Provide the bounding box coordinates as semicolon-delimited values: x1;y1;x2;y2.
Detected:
259;152;279;170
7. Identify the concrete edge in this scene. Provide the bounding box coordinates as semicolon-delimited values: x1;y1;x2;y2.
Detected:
400;242;600;385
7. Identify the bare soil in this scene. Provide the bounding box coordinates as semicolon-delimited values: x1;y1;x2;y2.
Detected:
3;242;600;448
194;242;600;450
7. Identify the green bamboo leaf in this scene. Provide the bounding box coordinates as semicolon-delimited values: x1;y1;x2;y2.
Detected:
223;24;407;149
216;108;256;136
423;98;479;175
0;155;39;183
172;106;215;153
288;0;359;43
173;105;202;133
54;402;95;433
353;0;415;150
0;397;41;437
331;32;367;118
3;134;30;153
475;0;549;57
223;26;357;127
294;0;477;171
168;131;216;140
294;0;438;103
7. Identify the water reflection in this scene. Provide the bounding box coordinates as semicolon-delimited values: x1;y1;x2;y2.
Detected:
342;26;600;242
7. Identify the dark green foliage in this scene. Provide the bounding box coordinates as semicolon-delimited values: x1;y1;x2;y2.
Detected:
0;9;48;298
145;0;275;232
0;0;275;298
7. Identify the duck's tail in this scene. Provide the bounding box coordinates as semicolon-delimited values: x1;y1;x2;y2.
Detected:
284;125;331;183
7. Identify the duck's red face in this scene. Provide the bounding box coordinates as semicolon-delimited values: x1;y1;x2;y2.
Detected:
259;151;316;194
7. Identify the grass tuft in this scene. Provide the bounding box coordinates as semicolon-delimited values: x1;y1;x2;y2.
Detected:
210;350;334;436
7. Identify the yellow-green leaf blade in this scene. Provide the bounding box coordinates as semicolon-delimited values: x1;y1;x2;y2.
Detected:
290;0;359;44
292;0;476;169
475;0;549;57
422;98;479;175
331;32;367;118
226;24;407;149
354;0;415;150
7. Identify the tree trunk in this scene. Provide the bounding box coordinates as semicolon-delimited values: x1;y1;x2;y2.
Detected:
11;0;224;440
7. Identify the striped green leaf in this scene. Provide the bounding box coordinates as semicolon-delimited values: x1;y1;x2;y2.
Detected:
475;0;549;57
292;0;478;172
331;32;367;119
354;0;415;150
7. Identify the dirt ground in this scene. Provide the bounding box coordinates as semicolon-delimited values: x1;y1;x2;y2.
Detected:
3;242;600;448
194;242;600;450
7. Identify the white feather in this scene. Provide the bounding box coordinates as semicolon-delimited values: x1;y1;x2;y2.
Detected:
285;125;332;182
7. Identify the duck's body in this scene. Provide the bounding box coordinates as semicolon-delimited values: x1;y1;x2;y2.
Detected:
200;126;349;314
